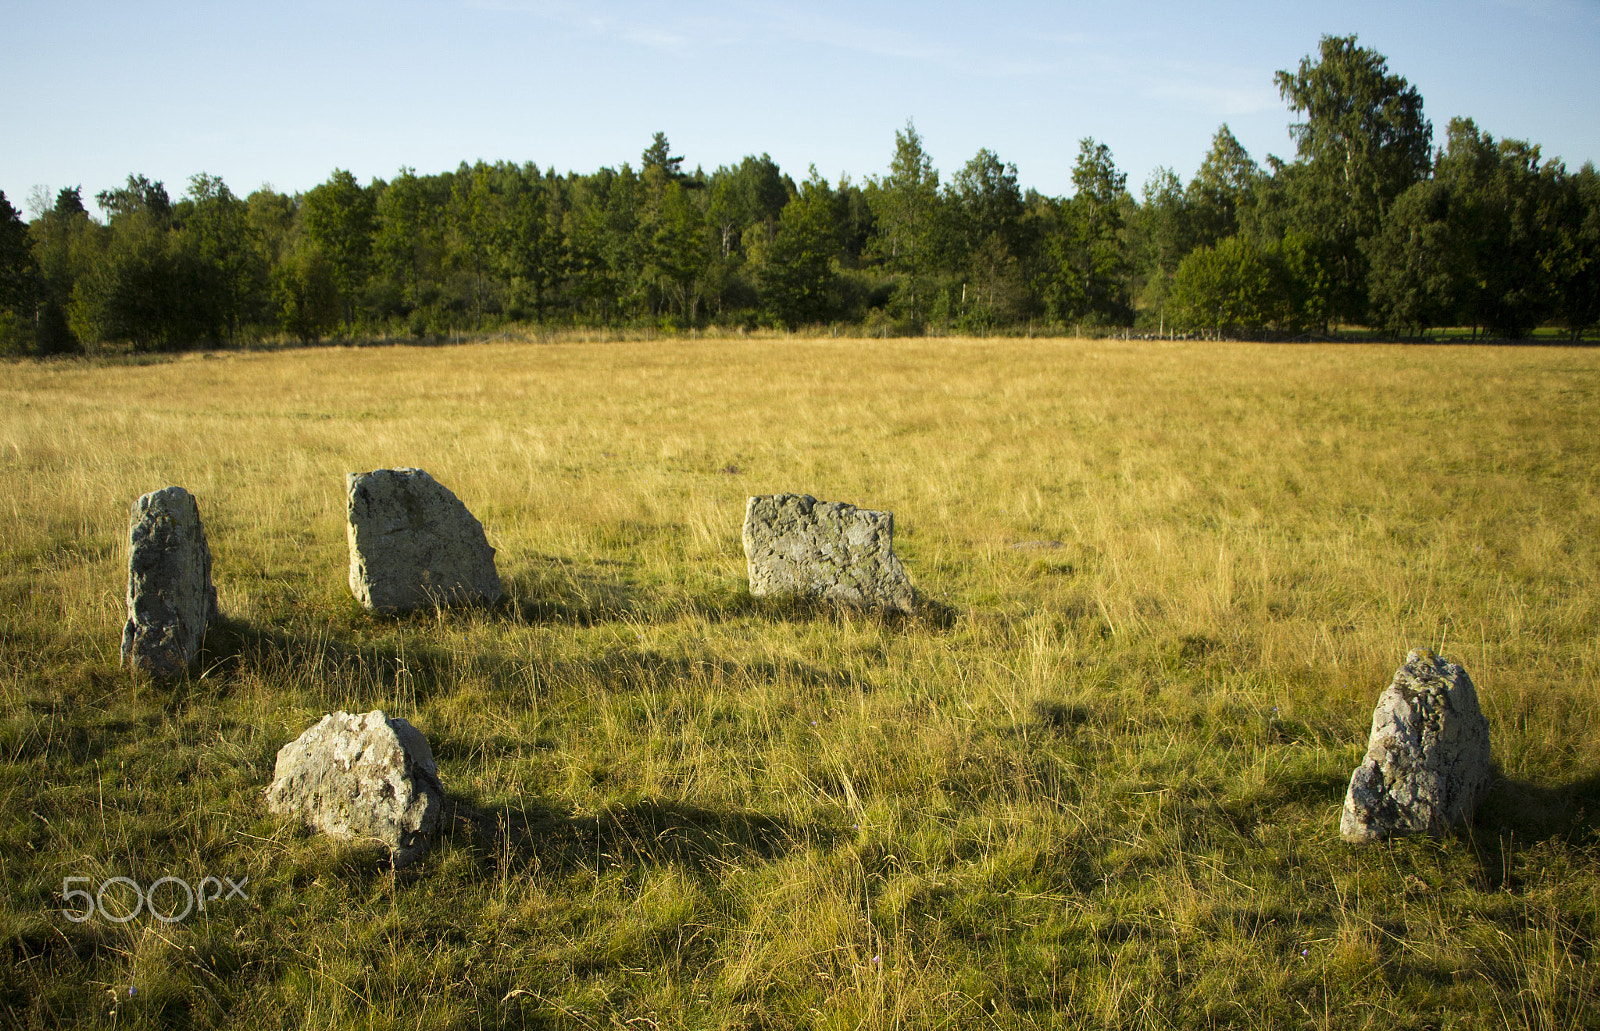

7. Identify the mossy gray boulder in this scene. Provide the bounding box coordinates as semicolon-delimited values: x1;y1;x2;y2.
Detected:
742;494;915;613
1340;650;1493;843
346;468;501;613
120;486;218;678
264;710;444;866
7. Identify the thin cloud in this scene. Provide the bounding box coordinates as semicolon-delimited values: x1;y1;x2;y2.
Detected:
463;0;719;52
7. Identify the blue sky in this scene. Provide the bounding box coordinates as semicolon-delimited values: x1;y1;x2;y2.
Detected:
4;0;1598;215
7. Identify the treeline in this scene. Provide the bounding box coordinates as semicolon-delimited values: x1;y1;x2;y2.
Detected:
2;34;1597;355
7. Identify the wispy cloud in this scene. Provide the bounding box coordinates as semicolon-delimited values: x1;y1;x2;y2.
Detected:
1140;74;1280;117
463;0;1073;74
463;0;714;52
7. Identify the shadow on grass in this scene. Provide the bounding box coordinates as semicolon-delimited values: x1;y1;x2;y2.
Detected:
542;646;867;697
446;796;831;877
1468;769;1600;891
681;591;959;632
195;615;468;710
500;559;640;625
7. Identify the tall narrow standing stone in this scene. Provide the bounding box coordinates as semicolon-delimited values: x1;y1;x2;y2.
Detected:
1339;650;1493;843
742;493;916;613
346;468;501;613
121;487;218;678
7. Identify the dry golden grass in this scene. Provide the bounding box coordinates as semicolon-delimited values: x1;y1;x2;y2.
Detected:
2;336;1598;1028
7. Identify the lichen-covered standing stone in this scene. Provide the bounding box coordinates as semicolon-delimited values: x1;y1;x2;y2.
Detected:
1339;650;1493;843
264;710;444;866
346;468;501;612
742;494;916;613
120;486;218;677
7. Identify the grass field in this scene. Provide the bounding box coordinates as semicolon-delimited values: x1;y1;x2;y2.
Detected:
2;336;1598;1029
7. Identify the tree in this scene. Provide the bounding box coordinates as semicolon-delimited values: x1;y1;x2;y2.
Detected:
761;167;839;327
29;187;96;353
375;166;444;315
1553;162;1600;339
446;163;499;328
1187;125;1260;249
247;187;296;269
1435;118;1563;338
0;191;37;354
273;245;340;343
1275;34;1433;323
178;173;265;342
869;120;942;327
641;132;685;180
71;174;219;350
96;175;172;226
1364;178;1457;336
1133;167;1193;328
494;168;566;322
302;169;375;329
1042;138;1132;326
1172;236;1278;337
641;179;709;324
948;149;1024;265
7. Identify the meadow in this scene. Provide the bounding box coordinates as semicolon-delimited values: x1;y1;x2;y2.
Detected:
1;335;1597;1029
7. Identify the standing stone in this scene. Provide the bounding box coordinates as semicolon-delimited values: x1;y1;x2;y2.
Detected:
1339;650;1493;843
743;494;916;613
346;468;501;613
264;710;444;866
121;487;218;678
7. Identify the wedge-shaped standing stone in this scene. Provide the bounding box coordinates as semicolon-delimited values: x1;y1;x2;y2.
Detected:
1340;650;1493;843
743;493;916;613
346;468;501;612
264;710;444;866
120;487;218;677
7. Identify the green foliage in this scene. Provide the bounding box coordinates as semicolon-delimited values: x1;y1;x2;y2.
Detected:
67;175;227;351
28;187;97;354
1275;34;1433;323
868;120;943;328
1555;163;1600;338
273;245;340;343
761;168;839;327
1187;124;1260;249
7;38;1590;351
1365;178;1459;336
1172;236;1277;335
1040;138;1133;327
493;169;565;321
0;190;37;355
178;173;268;342
642;177;710;325
302;169;375;329
374;167;443;314
1434;119;1565;338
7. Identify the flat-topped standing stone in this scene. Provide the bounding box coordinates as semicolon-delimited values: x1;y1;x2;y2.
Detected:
121;487;218;677
346;468;501;613
743;494;916;613
1340;649;1493;843
264;710;443;866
